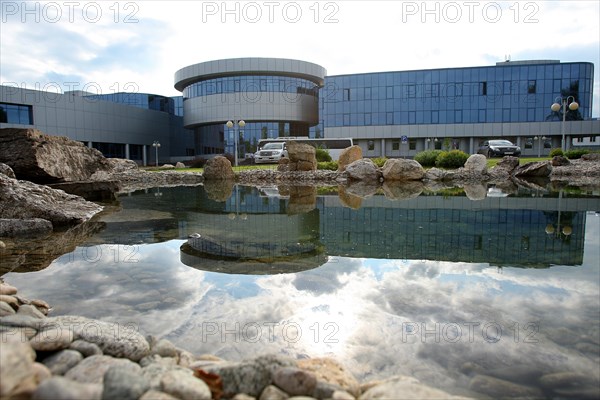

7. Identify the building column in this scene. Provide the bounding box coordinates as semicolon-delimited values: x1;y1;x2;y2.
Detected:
87;141;92;148
565;135;571;151
469;137;474;154
125;144;130;160
142;145;147;166
381;139;385;158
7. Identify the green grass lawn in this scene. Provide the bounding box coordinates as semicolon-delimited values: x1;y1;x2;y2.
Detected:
486;157;550;168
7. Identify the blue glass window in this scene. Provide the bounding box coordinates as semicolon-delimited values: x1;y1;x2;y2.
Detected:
0;102;33;124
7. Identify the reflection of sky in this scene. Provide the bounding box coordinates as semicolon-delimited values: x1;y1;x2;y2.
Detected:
4;213;600;397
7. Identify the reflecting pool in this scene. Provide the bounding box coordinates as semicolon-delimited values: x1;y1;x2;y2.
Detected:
3;184;600;398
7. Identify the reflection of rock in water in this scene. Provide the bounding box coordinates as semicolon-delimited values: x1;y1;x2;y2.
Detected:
0;221;106;274
344;181;380;198
287;186;316;215
338;185;362;209
463;184;487;201
382;181;424;201
203;179;234;202
180;240;327;275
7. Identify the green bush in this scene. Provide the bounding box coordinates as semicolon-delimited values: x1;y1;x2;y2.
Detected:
414;150;444;167
549;148;564;157
315;148;332;162
371;157;388;168
435;150;469;169
564;149;589;159
189;158;206;168
317;161;338;171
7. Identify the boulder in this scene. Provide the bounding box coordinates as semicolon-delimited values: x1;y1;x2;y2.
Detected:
203;156;235;180
337;146;362;172
582;153;600;161
287;141;317;171
0;163;16;178
175;162;186;169
345;159;381;181
424;167;447;181
0;174;103;228
464;154;488;173
381;159;424;181
489;156;520;179
514;161;552;178
0;218;53;237
0;128;111;183
551;156;570;166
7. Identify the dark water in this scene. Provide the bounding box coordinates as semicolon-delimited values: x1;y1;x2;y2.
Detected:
4;184;600;398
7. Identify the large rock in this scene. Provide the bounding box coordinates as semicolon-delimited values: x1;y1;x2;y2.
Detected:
513;161;552;178
0;174;103;227
0;218;53;237
489;156;520;179
337;146;362;172
0;341;36;397
345;159;381;181
0;162;16;178
381;158;424;181
0;128;111;183
287;141;317;171
202;156;235;180
464;154;488;173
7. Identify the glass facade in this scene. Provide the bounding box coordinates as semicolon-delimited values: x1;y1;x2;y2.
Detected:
86;93;176;114
322;62;594;128
182;75;319;99
0;102;33;125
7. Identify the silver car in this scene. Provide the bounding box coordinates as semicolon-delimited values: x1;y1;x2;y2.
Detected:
254;143;288;164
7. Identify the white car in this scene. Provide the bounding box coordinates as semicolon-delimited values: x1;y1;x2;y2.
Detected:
254;142;288;164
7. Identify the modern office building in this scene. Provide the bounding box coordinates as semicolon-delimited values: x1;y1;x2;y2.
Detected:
1;57;598;162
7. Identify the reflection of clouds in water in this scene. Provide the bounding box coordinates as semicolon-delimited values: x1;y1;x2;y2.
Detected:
4;219;599;395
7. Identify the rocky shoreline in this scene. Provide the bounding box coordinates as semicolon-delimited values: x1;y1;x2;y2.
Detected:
1;280;474;400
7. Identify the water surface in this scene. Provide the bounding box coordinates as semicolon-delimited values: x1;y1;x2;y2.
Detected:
4;184;600;398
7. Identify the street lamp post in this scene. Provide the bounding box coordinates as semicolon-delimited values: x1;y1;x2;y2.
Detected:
152;141;161;167
550;96;579;152
226;119;245;167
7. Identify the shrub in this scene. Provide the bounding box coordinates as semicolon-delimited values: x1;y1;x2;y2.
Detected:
549;148;564;157
371;157;388;168
414;150;444;167
435;150;469;169
315;148;332;162
189;158;206;168
564;149;589;159
317;161;338;171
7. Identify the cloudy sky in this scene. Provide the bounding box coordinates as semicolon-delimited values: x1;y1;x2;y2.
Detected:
1;1;599;116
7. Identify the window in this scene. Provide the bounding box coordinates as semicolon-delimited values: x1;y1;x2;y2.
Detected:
525;137;534;149
343;89;350;101
343;114;350;126
577;137;583;143
386;86;393;99
364;113;372;125
407;84;416;98
367;140;375;151
386;112;393;125
479;81;487;96
409;139;416;150
364;87;371;100
0;103;33;125
527;80;536;94
591;136;597;143
392;140;400;150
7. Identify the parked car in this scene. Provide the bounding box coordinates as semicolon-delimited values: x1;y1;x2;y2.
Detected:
254;142;288;164
477;140;521;158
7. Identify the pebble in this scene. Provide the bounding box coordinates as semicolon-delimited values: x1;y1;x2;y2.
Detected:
297;358;361;397
30;327;74;351
140;354;178;367
17;304;46;319
42;349;84;375
0;341;35;397
31;376;102;400
65;355;141;384
0;282;18;295
160;369;212;400
139;389;180;400
69;339;104;357
260;385;289;400
0;313;43;328
273;367;317;396
102;365;151;400
149;338;179;358
0;325;37;340
0;300;16;316
361;375;468;400
141;364;191;390
0;294;19;310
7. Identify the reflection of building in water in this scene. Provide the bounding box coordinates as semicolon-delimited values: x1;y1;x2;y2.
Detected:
97;186;592;269
318;203;586;267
